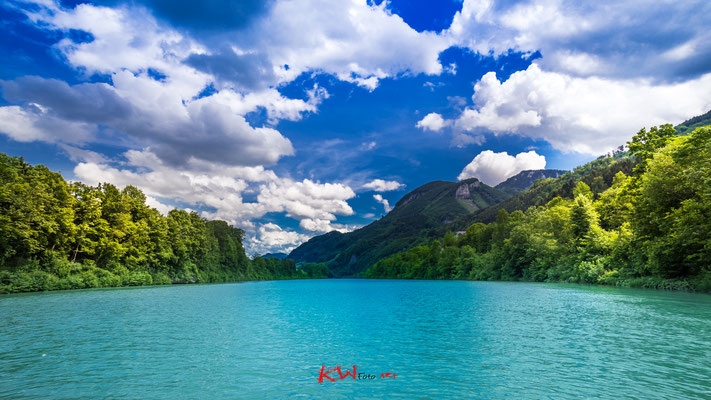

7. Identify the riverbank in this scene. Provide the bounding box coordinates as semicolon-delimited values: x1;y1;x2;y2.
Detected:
0;268;315;295
362;272;711;293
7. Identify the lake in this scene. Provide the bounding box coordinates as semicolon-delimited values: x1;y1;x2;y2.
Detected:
1;280;710;399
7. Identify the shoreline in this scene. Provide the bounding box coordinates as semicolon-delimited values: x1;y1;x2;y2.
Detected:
3;274;708;296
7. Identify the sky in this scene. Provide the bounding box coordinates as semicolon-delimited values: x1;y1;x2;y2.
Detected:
1;0;710;255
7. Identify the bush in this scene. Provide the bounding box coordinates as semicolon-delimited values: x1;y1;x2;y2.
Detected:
124;271;153;286
151;272;172;285
570;259;606;283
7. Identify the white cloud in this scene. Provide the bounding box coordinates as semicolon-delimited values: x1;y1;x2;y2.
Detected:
416;112;449;132
72;149;356;231
0;70;300;169
257;179;355;221
240;0;451;90
360;141;377;151
451;132;486;148
59;144;110;164
373;194;392;213
247;223;312;255
457;150;546;186
362;179;405;192
0;104;94;144
145;196;174;215
448;0;711;81
1;3;313;169
299;218;360;233
451;64;711;154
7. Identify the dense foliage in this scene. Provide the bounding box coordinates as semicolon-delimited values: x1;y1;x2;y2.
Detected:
0;154;303;293
675;109;711;136
365;125;711;292
299;262;331;278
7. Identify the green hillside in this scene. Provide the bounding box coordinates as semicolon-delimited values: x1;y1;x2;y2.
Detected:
494;169;567;195
675;109;711;135
289;178;511;276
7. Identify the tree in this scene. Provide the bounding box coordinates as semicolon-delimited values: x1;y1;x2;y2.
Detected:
627;124;676;173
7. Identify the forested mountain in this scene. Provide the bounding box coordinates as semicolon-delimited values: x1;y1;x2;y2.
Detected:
675;110;711;135
446;152;633;230
494;169;567;195
365;124;711;292
261;252;289;260
290;174;560;277
0;154;303;293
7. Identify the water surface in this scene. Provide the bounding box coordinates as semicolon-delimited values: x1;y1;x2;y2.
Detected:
1;280;710;399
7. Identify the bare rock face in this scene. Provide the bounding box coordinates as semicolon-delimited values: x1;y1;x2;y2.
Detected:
455;184;470;199
455;179;480;200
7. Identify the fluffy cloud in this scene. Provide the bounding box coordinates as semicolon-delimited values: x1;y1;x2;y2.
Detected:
0;104;94;144
416;112;449;132
257;179;355;223
239;0;451;89
299;218;360;233
0;76;300;167
452;64;711;154
373;194;392;213
362;179;405;192
448;0;711;81
0;3;318;169
457;150;546;186
402;0;711;154
247;223;313;255
360;141;377;151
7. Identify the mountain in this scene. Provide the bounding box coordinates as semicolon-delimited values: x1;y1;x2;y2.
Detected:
494;169;567;195
447;154;634;229
261;252;288;260
675;109;711;135
289;178;511;276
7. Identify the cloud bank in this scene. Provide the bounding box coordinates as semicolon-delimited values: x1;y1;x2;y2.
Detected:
458;150;546;186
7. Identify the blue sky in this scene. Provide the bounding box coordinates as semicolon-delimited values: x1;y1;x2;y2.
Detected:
1;0;710;254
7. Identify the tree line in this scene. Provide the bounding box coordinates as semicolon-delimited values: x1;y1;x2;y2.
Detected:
0;154;304;293
365;125;711;292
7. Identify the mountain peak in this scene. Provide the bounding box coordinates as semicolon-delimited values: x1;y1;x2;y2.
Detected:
495;169;568;195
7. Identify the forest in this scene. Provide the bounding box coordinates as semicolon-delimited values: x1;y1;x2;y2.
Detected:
365;125;711;292
0;154;304;294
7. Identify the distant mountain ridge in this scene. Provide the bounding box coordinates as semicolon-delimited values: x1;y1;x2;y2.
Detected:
261;252;288;260
289;170;566;277
495;169;568;195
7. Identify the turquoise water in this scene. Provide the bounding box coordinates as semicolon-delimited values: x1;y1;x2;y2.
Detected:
1;280;710;399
